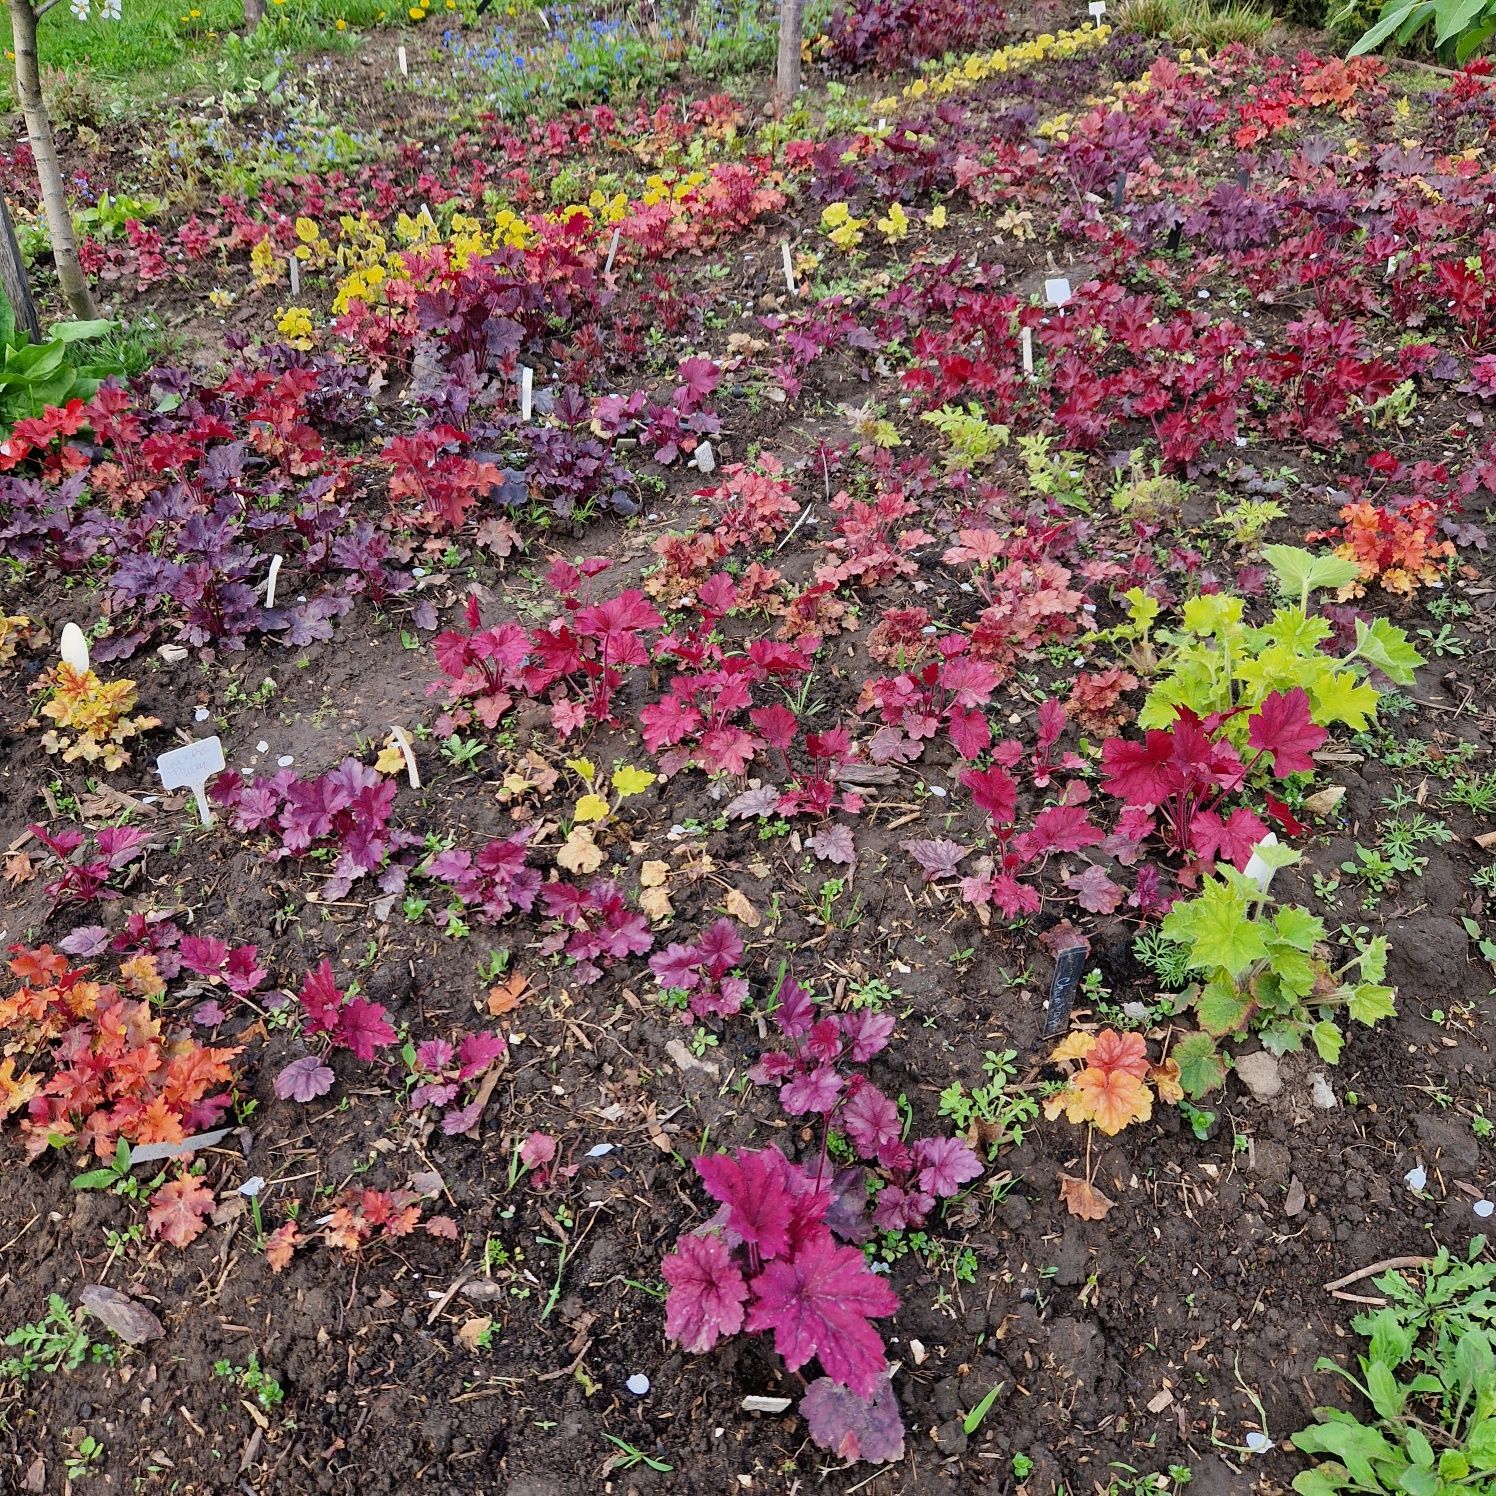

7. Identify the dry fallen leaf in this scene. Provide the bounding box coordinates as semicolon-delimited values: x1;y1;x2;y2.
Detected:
640;859;670;888
1058;1173;1114;1221
4;851;33;885
557;825;604;875
1303;785;1346;818
486;972;529;1016
640;885;674;921
78;1285;164;1346
457;1316;493;1352
723;887;760;927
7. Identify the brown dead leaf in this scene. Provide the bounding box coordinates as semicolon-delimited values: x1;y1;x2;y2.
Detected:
4;851;33;885
557;826;604;875
640;885;674;921
723;887;760;927
640;859;669;888
486;972;530;1016
457;1316;493;1352
1304;785;1346;818
1058;1173;1114;1221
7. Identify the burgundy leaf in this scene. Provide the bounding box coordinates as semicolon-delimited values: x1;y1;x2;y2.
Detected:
902;838;970;882
801;1373;906;1464
274;1056;334;1103
746;1230;899;1396
1067;863;1125;914
695;1147;793;1257
663;1232;748;1354
910;1135;983;1198
1246;687;1326;778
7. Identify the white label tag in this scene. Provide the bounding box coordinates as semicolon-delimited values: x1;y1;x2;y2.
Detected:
157;736;225;828
1044;277;1072;307
781;241;796;295
1020;326;1034;374
604;226;621;276
519;365;534;421
1243;831;1280;893
264;554;283;609
397;44;408;75
1089;1;1106;17
59;621;90;674
288;256;300;296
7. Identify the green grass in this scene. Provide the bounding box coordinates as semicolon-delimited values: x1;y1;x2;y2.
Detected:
1114;0;1274;45
0;0;391;105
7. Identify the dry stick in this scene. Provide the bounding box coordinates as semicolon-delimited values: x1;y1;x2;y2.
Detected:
1323;1254;1432;1292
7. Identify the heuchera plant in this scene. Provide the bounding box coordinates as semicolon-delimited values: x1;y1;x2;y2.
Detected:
663;970;982;1461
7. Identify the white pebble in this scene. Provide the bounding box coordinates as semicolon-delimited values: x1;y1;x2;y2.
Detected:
585;1143;615;1158
194;707;210;722
1244;1432;1273;1454
1404;1165;1427;1192
1475;1200;1494;1219
277;755;294;768
238;1176;265;1197
256;740;270;754
626;1374;650;1396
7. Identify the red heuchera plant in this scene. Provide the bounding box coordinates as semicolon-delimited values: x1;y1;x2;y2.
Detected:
649;917;747;1020
294;959;397;1062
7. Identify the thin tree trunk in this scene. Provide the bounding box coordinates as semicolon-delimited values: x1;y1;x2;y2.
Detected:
244;0;265;29
0;195;40;341
775;0;802;108
7;0;97;319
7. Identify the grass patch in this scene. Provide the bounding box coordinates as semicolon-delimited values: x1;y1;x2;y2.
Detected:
1114;0;1274;46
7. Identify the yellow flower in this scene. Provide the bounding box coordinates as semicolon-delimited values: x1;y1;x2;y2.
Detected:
335;16;346;26
208;287;235;310
408;5;423;16
276;305;315;347
928;204;947;229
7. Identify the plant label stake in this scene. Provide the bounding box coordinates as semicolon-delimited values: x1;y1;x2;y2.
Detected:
397;44;408;75
264;554;283;609
157;736;225;828
781;241;795;295
1111;172;1127;211
604;227;621;275
1044;277;1072;308
1043;940;1090;1039
288;255;300;297
59;621;90;674
1386;254;1396;277
1020;326;1034;375
519;365;534;421
1244;832;1280;893
387;724;420;788
1088;1;1105;17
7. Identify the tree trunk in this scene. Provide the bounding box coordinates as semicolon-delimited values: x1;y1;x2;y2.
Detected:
0;195;40;341
244;0;265;29
775;0;802;108
7;0;97;320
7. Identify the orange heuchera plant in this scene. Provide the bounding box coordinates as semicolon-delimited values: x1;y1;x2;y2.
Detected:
35;662;160;771
1322;498;1453;597
1044;1029;1182;1220
0;945;240;1161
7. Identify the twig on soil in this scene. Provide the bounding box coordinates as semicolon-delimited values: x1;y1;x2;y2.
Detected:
1323;1255;1432;1292
425;1273;471;1326
535;1337;593;1381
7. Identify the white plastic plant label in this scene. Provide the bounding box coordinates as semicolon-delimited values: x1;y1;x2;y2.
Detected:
1243;831;1281;892
1020;326;1034;374
59;621;90;674
157;736;225;828
1044;277;1072;308
519;365;534;421
604;227;622;275
781;241;796;295
397;44;408;75
264;554;283;608
288;256;300;296
1089;1;1106;17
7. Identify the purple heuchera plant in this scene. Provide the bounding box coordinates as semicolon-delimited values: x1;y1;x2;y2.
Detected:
649;917;747;1019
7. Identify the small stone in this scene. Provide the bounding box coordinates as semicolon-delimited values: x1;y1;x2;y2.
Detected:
277;755;294;767
256;740;270;754
1244;1431;1273;1454
626;1374;650;1396
931;1419;968;1456
1284;1176;1306;1219
1475;1200;1494;1219
1404;1165;1427;1192
1310;1073;1337;1110
194;707;209;722
1234;1051;1282;1101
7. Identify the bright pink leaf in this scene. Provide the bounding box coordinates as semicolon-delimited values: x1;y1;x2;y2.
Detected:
663;1233;748;1354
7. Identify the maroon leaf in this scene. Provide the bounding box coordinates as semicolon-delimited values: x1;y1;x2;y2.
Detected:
1066;863;1125;914
801;1374;906;1464
781;1065;844;1116
746;1230;899;1397
663;1232;749;1354
902;837;970;882
809;824;857;866
960;764;1017;826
